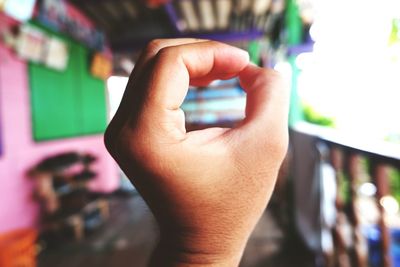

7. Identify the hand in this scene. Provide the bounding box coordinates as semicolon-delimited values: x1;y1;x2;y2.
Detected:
104;39;289;266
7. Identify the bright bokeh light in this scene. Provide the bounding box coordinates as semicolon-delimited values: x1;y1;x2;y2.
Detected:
358;183;377;197
107;76;129;120
297;0;400;141
380;195;399;215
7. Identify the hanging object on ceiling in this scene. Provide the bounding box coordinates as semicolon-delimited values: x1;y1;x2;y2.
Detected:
0;0;6;10
15;25;47;63
252;0;272;16
198;0;216;31
296;0;316;25
91;53;113;80
3;0;37;22
216;0;232;30
179;0;200;31
44;37;69;71
271;0;285;15
0;26;18;49
234;0;252;15
14;24;69;71
38;0;105;51
160;0;285;43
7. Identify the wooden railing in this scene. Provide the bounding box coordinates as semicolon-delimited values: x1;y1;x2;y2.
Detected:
293;123;400;267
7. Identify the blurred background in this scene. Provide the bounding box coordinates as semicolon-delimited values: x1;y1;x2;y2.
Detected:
0;0;400;267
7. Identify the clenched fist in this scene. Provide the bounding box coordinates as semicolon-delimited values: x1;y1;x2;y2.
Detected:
104;39;289;267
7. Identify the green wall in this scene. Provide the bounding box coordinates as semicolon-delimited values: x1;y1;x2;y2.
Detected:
29;34;107;141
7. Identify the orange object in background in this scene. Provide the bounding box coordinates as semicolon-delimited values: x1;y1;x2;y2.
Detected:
0;229;38;267
91;53;112;80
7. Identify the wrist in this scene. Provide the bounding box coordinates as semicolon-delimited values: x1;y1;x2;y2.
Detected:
148;232;245;267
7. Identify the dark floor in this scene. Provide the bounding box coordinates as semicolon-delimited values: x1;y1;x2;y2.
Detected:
38;194;315;267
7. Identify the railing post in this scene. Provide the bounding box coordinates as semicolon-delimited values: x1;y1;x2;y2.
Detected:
371;160;393;267
330;147;352;267
346;153;368;267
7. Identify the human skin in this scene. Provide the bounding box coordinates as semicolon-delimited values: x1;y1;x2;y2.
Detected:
104;39;290;266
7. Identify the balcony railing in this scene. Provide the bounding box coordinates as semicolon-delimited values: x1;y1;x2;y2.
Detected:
290;122;400;267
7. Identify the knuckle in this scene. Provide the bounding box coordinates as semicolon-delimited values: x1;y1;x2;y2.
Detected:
204;40;219;47
145;39;168;56
104;119;164;169
266;69;283;80
154;46;182;68
119;129;155;163
156;46;180;61
104;122;135;160
260;69;283;85
104;125;116;155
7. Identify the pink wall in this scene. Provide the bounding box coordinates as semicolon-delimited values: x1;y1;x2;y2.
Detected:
0;15;119;234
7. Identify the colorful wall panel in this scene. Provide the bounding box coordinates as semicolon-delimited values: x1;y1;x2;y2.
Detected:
0;41;118;235
0;6;117;234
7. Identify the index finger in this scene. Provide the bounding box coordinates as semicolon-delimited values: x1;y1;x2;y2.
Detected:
105;39;208;151
145;41;249;112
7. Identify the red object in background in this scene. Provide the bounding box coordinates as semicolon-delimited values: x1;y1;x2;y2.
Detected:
146;0;171;7
1;0;37;22
0;8;20;30
0;228;38;267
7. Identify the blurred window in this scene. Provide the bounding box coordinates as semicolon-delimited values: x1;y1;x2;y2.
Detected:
296;0;400;142
106;76;128;120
